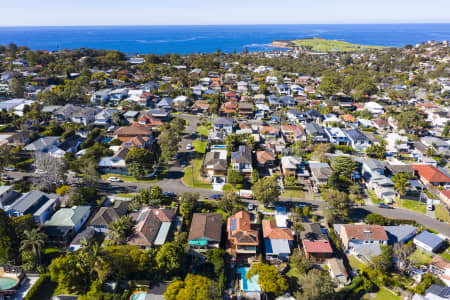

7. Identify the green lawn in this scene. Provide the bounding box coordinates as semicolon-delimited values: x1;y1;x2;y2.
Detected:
182;159;212;189
397;198;426;214
193;140;207;154
410;249;433;266
114;193;138;198
282;187;305;199
371;287;401;300
435;204;450;224
439;246;450;261
293;38;388;52
368;190;382;204
222;183;238;192
348;255;365;270
198;126;210;137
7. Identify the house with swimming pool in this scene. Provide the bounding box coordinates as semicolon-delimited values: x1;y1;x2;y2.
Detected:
227;211;259;261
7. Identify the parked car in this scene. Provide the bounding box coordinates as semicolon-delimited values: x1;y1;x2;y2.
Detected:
377;203;392;209
163;191;176;197
209;194;222;200
1;174;12;180
181;161;187;167
4;166;16;171
247;203;255;211
186;144;193;150
108;176;121;182
426;203;434;211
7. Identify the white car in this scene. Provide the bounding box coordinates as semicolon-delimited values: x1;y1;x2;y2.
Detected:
108;176;121;182
4;166;16;171
186;144;193;150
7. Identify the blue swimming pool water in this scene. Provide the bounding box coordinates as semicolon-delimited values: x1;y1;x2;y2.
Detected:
130;292;146;300
0;277;18;290
237;267;261;292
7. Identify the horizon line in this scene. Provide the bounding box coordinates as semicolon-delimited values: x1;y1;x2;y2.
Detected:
0;22;450;27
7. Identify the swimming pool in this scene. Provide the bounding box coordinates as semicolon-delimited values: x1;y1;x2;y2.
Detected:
0;277;19;290
130;292;147;300
237;267;261;292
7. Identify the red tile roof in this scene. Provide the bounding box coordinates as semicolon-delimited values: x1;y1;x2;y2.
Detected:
440;190;450;199
262;220;293;240
412;164;450;183
303;240;333;253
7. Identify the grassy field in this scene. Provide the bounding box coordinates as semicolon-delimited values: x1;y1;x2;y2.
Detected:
435;204;450;224
198;126;210;137
292;38;388;52
411;249;432;266
182;159;212;189
282;187;305;199
193;140;207;154
397;198;426;214
439;246;450;261
371;287;401;300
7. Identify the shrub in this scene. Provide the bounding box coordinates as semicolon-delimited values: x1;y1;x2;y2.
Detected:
56;185;71;195
24;274;50;300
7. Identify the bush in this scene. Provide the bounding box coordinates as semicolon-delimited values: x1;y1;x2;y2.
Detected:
69;187;98;206
56;185;71;195
24;274;50;300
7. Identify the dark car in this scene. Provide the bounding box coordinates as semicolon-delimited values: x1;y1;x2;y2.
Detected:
163;191;176;197
377;203;392;209
209;194;222;200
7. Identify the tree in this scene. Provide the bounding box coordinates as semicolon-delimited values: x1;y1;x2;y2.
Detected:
252;176;280;207
330;156;359;178
164;274;220;300
128;162;147;179
322;189;352;220
296;269;336;300
180;192;199;224
80;160;100;187
34;153;66;191
442;121;450;137
227;169;244;185
69;187;98;206
394;109;428;134
365;143;386;159
290;249;312;273
392;173;410;195
20;228;46;267
371;245;393;274
108;215;135;245
156;241;185;278
0;209;19;263
393;242;415;275
126;148;155;170
317;71;343;98
11;77;25;98
246;262;288;297
206;248;226;291
218;192;239;214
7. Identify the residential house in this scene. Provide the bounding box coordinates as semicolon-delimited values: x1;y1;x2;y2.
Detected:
91;89;112;104
94;108;118;127
438;190;450;209
212;117;234;135
6;190;59;224
334;224;388;260
114;123;153;142
191;100;210;114
24;136;60;152
324;127;349;146
301;223;333;262
384;225;417;245
128;208;176;249
327;258;349;287
54;104;99;125
260;125;279;141
364;101;384;115
147;109;170;122
345;129;371;151
256;150;276;168
305;122;328;142
412;164;450;187
386;133;409;155
227;211;259;259
309;162;332;186
367;175;396;204
413;230;445;254
88;201;129;233
239;102;253;118
421;137;450;157
220;101;237;115
43;206;91;241
0;186;17;210
231;145;253;177
281;156;303;178
262;219;294;261
137;113;164;131
429;257;450;286
156;97;173;110
362;158;385;182
98;147;130;175
188;213;222;252
372;119;390;131
423;284;450;300
69;227;97;251
203;148;228;184
281;125;306;142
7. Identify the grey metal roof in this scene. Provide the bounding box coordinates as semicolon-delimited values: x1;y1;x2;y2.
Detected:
414;230;444;249
363;158;385;170
24;136;60;151
7;190;55;214
426;284;450;299
264;238;291;255
345;129;368;142
384;225;417;244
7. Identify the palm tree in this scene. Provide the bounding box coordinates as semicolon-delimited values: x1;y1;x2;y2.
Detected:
109;215;135;245
20;228;46;264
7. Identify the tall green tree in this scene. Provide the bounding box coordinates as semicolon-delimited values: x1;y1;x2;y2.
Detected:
0;209;20;263
296;269;336;300
20;228;46;265
246;262;288;297
252;176;280;207
164;274;220;300
108;215;135;245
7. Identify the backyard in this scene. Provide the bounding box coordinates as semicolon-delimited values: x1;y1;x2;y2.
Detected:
410;249;432;266
369;287;402;300
182;158;212;189
435;204;450;224
282;187;305;199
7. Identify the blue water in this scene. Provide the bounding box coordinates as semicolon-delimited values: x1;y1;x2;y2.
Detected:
238;267;261;292
0;24;449;54
130;292;146;300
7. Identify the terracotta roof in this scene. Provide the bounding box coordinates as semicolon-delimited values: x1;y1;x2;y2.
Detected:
412;164;450;183
188;213;222;242
372;119;389;127
138;114;164;126
114;123;153;136
303;240;333;253
440;190;450;199
256;150;275;163
260;125;279;135
227;211;259;245
122;136;150;148
192;100;210;110
262;220;293;240
342;224;388;241
430;256;450;271
341;114;357;122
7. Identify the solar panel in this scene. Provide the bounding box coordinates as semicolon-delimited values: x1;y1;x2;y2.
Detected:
231;218;237;232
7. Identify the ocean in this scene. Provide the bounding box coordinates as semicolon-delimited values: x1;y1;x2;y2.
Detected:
0;24;449;55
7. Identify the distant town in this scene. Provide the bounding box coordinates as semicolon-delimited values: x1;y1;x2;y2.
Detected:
0;39;449;300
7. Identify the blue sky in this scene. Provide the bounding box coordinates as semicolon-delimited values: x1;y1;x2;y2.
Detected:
2;0;449;26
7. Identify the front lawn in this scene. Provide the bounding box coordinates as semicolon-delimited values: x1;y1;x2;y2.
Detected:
198;126;210;137
182;159;212;189
371;287;401;300
368;190;382;204
435;204;450;224
397;198;426;214
439;246;450;261
410;249;432;266
282;187;305;199
193;140;207;154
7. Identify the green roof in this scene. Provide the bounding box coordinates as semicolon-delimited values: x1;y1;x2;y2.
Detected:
45;206;90;227
188;239;208;246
